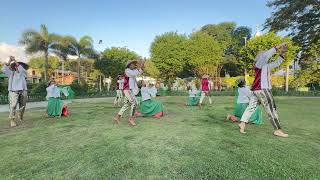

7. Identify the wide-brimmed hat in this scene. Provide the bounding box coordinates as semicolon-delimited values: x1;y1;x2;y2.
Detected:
202;74;209;78
126;60;138;68
10;62;29;70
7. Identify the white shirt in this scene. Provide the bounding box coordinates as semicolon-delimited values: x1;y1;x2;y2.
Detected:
46;85;61;98
117;79;124;90
188;89;199;97
149;86;157;97
237;86;253;104
2;65;27;91
141;87;155;101
125;68;143;90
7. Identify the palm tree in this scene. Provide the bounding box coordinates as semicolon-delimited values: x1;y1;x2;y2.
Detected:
51;36;76;83
66;36;96;83
20;24;60;81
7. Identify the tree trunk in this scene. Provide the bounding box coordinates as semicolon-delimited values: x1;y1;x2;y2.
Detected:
44;51;49;81
77;56;81;84
99;75;102;92
285;65;290;92
244;68;248;83
62;60;64;84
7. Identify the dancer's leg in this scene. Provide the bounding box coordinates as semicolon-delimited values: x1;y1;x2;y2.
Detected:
8;91;19;127
18;90;27;121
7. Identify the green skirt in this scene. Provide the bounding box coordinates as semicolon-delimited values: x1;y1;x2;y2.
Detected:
140;99;163;117
234;103;263;125
47;97;64;117
187;97;200;106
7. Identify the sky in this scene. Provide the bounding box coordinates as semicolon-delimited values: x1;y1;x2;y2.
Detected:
0;0;272;61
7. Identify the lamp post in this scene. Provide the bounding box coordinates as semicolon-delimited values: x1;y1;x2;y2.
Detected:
243;37;248;82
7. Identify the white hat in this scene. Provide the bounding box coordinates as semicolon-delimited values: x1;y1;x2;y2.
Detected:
126;60;138;68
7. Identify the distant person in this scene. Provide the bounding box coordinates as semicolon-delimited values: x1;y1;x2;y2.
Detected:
46;80;69;117
2;56;28;127
135;80;164;118
185;85;200;106
238;43;289;137
113;60;145;126
114;75;124;107
199;75;212;106
227;78;263;125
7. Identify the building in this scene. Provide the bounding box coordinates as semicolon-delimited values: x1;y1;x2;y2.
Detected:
52;70;78;85
27;68;42;83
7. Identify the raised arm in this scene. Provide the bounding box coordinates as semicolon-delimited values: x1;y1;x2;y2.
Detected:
1;65;12;77
255;47;277;68
268;55;285;69
125;68;143;78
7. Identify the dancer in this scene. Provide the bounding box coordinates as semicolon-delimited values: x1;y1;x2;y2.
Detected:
185;85;201;106
46;80;69;117
227;78;263;125
136;80;164;118
199;75;212;106
113;60;144;126
114;75;124;107
2;56;28;127
238;43;289;137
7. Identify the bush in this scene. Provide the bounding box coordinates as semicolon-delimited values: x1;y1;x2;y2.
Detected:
30;82;47;94
70;80;89;96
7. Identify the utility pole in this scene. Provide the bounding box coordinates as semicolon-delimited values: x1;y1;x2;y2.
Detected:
243;36;248;83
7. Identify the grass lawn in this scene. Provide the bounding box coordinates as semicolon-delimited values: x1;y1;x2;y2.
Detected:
0;96;319;179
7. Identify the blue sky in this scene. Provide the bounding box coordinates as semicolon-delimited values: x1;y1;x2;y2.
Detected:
0;0;271;58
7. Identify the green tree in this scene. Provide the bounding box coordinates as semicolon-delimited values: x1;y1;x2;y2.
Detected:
66;36;96;83
143;60;160;79
150;32;188;81
264;0;319;50
186;32;223;77
95;47;139;77
239;32;300;91
20;24;60;80
28;56;60;77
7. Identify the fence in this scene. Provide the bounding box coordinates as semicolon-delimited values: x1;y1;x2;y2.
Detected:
0;89;319;104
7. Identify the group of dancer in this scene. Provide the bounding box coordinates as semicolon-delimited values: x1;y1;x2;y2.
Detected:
2;43;289;137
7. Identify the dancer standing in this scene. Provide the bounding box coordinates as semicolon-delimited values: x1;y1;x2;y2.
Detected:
238;43;289;137
114;75;124;107
2;56;28;127
227;78;263;124
113;60;144;126
199;75;212;106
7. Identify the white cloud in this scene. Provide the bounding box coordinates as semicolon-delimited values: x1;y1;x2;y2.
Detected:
0;43;29;63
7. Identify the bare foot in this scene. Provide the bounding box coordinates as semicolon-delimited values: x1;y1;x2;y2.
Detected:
113;114;121;124
10;120;17;127
128;117;136;126
238;122;246;134
273;130;289;138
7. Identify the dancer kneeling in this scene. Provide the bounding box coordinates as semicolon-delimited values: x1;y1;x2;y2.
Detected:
46;80;69;117
185;85;200;106
136;80;164;118
227;78;263;125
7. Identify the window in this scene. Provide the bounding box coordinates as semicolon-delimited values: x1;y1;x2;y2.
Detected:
32;70;36;75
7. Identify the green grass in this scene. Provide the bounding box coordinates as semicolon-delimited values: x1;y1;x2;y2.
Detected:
0;96;319;179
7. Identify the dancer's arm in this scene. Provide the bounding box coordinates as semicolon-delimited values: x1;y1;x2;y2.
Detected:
125;69;143;77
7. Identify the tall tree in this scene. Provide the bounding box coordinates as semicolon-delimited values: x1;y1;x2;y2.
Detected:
20;24;60;80
264;0;319;61
186;32;223;77
150;32;188;81
95;47;139;77
28;56;60;77
66;36;96;83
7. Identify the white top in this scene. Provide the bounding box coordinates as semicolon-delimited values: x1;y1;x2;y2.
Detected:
237;86;253;104
255;48;284;89
125;68;143;90
117;79;124;90
141;87;156;101
2;65;27;91
188;89;199;97
149;86;157;97
46;85;61;98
